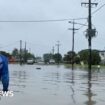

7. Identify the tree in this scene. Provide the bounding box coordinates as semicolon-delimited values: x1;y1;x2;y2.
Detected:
63;51;77;64
53;53;62;63
0;51;11;58
12;48;19;56
11;48;35;63
26;52;35;59
79;49;101;65
43;53;52;64
12;48;19;59
74;55;80;64
78;50;89;64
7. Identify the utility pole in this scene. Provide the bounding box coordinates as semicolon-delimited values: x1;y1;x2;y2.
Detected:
52;46;55;60
24;41;27;63
20;40;22;65
56;41;60;64
104;47;105;62
81;0;98;71
69;20;78;69
52;46;55;55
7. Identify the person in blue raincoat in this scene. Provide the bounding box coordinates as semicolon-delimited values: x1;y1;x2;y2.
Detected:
0;54;9;91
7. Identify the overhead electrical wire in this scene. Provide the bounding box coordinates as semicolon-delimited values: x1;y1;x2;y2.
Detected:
0;41;20;49
0;1;104;23
0;17;87;23
0;1;104;35
92;3;105;14
74;3;105;32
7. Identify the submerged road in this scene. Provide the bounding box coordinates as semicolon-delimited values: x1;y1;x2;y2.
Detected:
0;64;105;105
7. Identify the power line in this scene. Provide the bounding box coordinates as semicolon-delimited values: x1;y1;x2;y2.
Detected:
76;3;105;33
70;2;105;34
92;3;105;14
0;3;104;24
0;18;87;23
74;2;105;34
0;40;19;49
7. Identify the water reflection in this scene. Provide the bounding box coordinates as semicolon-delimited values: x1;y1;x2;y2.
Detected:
70;70;76;104
0;64;105;105
10;65;27;93
85;72;96;105
63;66;76;104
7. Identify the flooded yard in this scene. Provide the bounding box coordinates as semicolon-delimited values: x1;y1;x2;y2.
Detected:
0;64;105;105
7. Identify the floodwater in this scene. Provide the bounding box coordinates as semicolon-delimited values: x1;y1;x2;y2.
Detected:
0;64;105;105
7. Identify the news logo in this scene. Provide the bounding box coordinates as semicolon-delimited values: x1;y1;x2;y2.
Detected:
0;91;14;97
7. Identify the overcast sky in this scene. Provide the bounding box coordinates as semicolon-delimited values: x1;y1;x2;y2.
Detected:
0;0;104;56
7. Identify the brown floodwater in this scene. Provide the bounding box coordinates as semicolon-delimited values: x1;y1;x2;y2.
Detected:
0;64;105;105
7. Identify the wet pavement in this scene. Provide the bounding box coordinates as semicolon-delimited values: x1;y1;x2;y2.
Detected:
0;64;105;105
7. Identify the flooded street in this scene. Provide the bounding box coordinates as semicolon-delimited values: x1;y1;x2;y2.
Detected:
0;64;105;105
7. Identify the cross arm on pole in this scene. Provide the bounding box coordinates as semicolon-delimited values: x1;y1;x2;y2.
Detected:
69;21;88;27
81;2;98;6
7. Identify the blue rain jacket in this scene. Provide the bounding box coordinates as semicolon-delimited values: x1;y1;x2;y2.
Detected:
0;55;9;91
